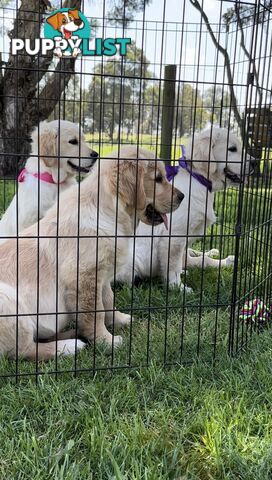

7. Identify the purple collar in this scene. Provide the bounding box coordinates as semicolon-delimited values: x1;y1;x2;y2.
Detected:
165;145;212;193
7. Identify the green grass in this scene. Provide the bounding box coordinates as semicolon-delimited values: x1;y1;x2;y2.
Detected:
85;133;185;159
0;340;272;479
0;171;271;478
0;179;16;215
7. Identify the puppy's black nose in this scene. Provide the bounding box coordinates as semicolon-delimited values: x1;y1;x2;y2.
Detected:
177;191;184;202
90;150;98;159
74;18;82;26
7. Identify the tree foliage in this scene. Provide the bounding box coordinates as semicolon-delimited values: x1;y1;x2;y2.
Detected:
85;42;152;140
177;84;209;137
223;1;272;29
108;0;152;25
203;86;230;127
189;0;245;134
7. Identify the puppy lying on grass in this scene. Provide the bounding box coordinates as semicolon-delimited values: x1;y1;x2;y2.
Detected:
0;146;183;361
0;120;98;244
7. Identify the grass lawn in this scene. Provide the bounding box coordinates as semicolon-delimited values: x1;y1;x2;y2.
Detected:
0;163;271;478
84;132;185;159
0;337;272;479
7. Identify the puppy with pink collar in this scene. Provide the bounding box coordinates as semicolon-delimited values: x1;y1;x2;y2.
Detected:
0;120;97;244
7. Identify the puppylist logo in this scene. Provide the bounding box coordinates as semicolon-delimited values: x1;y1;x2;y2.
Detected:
11;8;131;58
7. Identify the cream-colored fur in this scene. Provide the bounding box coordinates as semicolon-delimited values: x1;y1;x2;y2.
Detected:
0;120;97;244
0;146;182;361
118;128;255;290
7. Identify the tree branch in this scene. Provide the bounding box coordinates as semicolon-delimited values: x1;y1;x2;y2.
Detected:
63;0;82;10
4;0;82;92
0;0;84;174
235;3;263;103
189;0;244;134
3;0;83;123
4;0;48;84
38;58;76;120
37;0;83;119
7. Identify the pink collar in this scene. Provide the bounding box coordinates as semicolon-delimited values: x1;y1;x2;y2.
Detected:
18;168;56;184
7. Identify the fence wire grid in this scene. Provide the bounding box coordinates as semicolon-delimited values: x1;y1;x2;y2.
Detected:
0;0;271;381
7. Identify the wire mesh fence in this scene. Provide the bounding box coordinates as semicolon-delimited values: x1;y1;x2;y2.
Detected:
0;0;271;382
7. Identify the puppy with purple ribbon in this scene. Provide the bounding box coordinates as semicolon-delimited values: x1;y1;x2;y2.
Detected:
118;128;256;291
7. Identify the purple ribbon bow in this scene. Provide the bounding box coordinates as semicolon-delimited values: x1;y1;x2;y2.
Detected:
165;145;186;182
165;145;212;192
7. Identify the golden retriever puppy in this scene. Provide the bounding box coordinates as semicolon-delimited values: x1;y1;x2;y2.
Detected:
0;120;98;244
0;147;183;361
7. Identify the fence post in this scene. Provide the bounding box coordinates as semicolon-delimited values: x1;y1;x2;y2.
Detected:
160;64;177;165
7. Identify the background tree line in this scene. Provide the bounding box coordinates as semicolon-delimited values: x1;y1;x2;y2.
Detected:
0;0;270;174
57;58;231;141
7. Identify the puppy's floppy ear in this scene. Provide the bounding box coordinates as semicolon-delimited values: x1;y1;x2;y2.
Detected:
47;12;61;30
37;125;58;167
116;160;147;211
32;122;58;165
31;122;68;183
189;131;217;177
68;9;80;19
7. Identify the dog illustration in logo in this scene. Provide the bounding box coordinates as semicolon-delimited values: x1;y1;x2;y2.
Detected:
47;9;84;58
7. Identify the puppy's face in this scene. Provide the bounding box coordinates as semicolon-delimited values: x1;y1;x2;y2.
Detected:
188;128;256;192
47;10;84;39
139;160;184;228
31;120;98;183
106;147;184;229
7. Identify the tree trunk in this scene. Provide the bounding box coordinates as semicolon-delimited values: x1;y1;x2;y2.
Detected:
0;0;82;176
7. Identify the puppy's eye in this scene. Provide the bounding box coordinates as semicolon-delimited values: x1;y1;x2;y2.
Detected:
69;15;73;21
155;174;163;183
228;146;237;152
69;138;78;145
62;18;68;24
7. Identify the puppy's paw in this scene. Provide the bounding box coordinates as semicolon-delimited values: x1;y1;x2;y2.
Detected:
225;255;235;266
188;248;201;257
95;334;123;349
168;276;192;294
179;283;193;294
58;339;86;356
168;273;183;288
112;335;123;347
106;312;132;328
206;248;220;257
115;313;132;327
